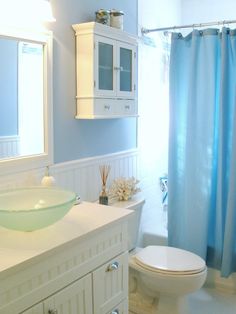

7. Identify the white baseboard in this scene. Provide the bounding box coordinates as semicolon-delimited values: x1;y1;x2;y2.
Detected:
206;267;236;293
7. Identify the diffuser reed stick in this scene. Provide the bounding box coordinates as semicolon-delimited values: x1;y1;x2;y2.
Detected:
99;164;111;205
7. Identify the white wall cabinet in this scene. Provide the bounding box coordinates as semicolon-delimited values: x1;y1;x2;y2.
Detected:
0;203;131;314
72;22;138;119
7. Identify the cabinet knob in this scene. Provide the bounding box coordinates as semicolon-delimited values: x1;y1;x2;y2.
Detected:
48;310;58;314
114;66;123;71
104;105;111;110
125;105;130;110
111;310;119;314
106;261;119;272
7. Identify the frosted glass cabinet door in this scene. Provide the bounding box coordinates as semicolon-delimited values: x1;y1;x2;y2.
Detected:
43;274;92;314
95;35;116;97
117;42;136;98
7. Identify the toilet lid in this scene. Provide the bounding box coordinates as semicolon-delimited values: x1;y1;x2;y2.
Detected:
134;246;206;275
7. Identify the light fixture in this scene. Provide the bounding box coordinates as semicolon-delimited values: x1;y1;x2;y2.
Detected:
0;0;55;28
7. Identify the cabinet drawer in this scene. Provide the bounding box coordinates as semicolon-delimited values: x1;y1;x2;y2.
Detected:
94;99;115;116
93;252;128;314
20;303;43;314
106;299;128;314
44;273;92;314
115;100;136;116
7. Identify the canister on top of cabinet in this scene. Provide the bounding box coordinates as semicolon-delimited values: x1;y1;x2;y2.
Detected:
110;10;124;30
95;9;110;26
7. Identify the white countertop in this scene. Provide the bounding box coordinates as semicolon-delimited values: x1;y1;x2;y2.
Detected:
0;202;133;274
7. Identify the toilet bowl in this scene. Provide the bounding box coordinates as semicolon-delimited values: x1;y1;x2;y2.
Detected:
110;196;207;314
129;246;207;314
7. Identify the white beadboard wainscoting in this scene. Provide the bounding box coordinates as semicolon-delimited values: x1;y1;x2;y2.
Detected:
51;149;139;201
0;149;139;202
0;135;20;159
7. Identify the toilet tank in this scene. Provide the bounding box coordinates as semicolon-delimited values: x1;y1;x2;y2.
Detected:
110;196;145;251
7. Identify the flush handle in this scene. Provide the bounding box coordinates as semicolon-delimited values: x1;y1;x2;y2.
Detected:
106;261;119;272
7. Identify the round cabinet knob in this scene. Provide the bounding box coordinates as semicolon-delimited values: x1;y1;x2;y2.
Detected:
48;309;58;314
111;310;119;314
106;261;119;272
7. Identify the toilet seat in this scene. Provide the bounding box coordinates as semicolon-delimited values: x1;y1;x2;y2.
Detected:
134;246;206;275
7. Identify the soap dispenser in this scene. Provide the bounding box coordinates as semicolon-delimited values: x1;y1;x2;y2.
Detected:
41;166;56;187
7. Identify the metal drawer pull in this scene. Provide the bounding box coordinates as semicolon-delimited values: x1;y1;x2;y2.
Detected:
106;261;119;272
125;105;130;110
104;105;111;110
114;66;123;71
111;310;119;314
48;310;58;314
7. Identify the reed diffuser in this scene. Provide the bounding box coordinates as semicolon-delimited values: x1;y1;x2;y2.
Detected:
99;164;111;205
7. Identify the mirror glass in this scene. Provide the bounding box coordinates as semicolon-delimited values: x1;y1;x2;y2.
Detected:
0;37;44;159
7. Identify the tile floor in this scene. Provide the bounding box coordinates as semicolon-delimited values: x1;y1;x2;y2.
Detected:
188;287;236;314
129;287;236;314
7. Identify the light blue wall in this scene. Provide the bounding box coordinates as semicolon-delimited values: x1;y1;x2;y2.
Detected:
48;0;138;163
0;39;18;136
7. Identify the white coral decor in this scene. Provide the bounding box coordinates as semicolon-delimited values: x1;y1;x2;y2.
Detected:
109;177;141;201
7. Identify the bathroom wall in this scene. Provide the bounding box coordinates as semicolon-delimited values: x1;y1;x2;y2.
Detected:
137;0;181;240
181;0;236;24
0;1;139;205
47;0;138;164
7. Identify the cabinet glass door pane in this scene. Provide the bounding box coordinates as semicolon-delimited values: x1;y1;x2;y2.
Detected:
120;47;132;92
99;42;113;90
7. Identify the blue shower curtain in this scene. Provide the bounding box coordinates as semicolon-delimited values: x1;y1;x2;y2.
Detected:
168;28;236;277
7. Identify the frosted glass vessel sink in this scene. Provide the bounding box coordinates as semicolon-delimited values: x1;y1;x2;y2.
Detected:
0;187;77;231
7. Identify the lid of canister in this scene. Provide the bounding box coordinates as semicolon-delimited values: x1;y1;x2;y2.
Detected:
135;246;206;274
110;9;124;16
95;9;110;14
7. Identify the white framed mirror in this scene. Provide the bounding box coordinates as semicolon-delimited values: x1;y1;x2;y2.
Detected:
0;26;53;175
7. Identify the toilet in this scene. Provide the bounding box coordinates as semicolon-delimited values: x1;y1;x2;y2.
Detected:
110;196;207;314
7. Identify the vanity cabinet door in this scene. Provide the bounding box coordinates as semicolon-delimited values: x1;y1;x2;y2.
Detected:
21;303;43;314
43;274;92;314
93;252;128;314
105;299;128;314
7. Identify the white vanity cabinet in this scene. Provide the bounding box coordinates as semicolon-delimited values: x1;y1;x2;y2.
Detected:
72;22;138;119
0;202;133;314
21;274;92;314
21;303;43;314
43;273;93;314
93;252;128;314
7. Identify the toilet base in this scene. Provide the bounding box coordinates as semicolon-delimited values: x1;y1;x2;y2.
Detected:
129;290;189;314
157;294;188;314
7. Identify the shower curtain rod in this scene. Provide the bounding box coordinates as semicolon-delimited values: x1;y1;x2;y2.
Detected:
141;19;236;34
